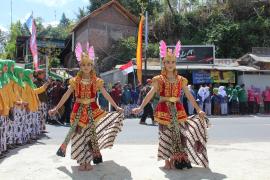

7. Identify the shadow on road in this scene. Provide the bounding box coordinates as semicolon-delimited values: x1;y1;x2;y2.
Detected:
57;160;132;180
0;133;51;164
161;167;227;180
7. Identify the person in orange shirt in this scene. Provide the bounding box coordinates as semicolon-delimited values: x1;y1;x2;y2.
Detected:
12;66;28;145
23;69;50;141
49;42;124;171
6;60;27;146
0;63;10;156
0;60;16;149
133;41;208;170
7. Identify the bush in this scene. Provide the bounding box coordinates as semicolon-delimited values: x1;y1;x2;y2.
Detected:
50;57;61;68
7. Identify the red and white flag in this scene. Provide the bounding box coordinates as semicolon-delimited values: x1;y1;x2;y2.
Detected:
119;61;134;75
26;14;38;70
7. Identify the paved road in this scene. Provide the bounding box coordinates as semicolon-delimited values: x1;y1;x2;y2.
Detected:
46;115;270;144
1;115;270;180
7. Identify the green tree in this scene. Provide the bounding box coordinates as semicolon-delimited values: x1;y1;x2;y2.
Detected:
0;29;7;54
5;21;23;59
76;7;88;20
86;0;163;18
59;13;70;28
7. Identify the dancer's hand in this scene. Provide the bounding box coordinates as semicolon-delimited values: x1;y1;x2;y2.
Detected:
198;110;206;121
132;107;143;115
116;106;124;113
48;108;58;116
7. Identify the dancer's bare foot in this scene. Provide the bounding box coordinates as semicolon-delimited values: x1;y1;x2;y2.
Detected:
163;160;172;170
78;164;86;171
85;163;93;171
170;159;175;169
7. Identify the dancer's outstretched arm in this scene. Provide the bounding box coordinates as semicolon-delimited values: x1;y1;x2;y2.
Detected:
49;86;74;116
100;87;123;112
183;86;205;119
132;85;157;114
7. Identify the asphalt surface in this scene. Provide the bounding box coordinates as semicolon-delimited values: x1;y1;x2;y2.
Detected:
1;115;270;180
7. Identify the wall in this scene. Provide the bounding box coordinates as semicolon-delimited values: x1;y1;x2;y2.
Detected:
238;73;270;91
100;69;127;89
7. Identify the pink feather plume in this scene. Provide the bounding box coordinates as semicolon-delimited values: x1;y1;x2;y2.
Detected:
174;41;181;58
75;42;83;62
159;40;167;58
88;46;95;61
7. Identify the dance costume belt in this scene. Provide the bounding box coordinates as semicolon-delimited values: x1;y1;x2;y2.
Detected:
159;96;179;103
75;98;95;104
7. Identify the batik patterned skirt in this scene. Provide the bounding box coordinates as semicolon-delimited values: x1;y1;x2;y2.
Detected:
13;107;26;144
38;102;48;131
71;112;124;164
0;116;8;152
158;115;209;168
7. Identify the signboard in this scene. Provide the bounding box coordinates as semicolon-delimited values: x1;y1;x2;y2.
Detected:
160;45;215;64
211;70;235;83
179;45;214;64
192;71;212;84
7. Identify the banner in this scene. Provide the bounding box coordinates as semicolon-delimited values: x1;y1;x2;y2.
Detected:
136;16;144;84
192;71;212;84
211;71;235;83
26;14;38;70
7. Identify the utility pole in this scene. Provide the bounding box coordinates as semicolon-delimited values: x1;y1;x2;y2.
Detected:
10;0;13;26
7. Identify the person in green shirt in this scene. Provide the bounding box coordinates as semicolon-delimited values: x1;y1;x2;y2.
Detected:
237;84;248;115
226;83;234;114
229;88;239;114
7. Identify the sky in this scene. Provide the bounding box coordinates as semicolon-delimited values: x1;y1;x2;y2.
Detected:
0;0;89;32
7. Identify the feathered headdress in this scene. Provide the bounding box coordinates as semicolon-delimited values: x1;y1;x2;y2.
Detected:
159;40;181;61
75;42;95;64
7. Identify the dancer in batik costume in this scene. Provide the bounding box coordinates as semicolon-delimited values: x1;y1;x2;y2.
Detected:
49;42;124;171
133;40;209;170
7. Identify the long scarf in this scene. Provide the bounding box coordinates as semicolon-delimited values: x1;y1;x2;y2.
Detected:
14;66;25;88
6;60;18;83
57;104;100;157
0;64;3;89
23;69;36;89
0;60;10;85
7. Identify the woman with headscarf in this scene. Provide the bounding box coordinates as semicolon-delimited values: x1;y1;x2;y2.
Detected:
204;86;211;116
22;69;50;141
218;86;228;115
211;88;221;115
187;85;196;115
6;61;26;145
197;86;205;111
0;60;16;149
13;66;28;144
229;88;239;115
0;61;10;155
0;63;10;158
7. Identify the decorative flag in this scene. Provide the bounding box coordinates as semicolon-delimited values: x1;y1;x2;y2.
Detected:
136;16;144;84
26;14;38;70
119;61;134;75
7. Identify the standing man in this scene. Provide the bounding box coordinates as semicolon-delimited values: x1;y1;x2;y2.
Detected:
34;69;48;133
139;79;155;125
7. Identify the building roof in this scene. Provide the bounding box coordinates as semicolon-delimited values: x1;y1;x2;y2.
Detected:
249;54;270;63
72;0;139;32
115;63;259;72
238;53;270;63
